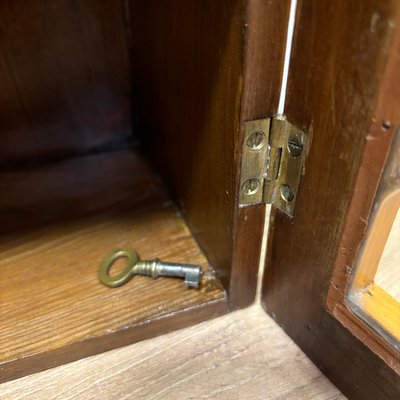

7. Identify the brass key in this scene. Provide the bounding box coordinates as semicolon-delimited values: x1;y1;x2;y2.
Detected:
98;248;202;289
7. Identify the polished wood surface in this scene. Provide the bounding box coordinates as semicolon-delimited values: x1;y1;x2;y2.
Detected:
263;1;400;399
229;0;290;307
0;305;346;400
0;150;154;234
0;150;226;383
131;0;289;307
0;0;291;381
131;0;245;292
0;0;132;166
240;0;289;120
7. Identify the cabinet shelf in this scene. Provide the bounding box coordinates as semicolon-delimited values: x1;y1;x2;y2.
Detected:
0;149;226;382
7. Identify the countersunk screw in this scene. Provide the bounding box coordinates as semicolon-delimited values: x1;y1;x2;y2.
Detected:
280;184;295;203
287;137;303;157
242;179;260;196
247;131;265;150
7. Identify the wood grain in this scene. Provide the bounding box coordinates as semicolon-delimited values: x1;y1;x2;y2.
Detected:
0;150;159;234
0;305;346;400
263;1;400;399
130;0;244;292
0;0;291;380
131;0;290;308
229;0;290;307
0;0;132;166
0;150;226;383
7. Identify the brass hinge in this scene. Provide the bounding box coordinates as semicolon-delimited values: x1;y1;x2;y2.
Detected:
239;116;307;217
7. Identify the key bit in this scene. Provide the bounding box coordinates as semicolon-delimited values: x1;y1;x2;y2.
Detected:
98;248;203;289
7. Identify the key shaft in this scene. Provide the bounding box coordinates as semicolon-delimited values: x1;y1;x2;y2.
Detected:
134;259;202;288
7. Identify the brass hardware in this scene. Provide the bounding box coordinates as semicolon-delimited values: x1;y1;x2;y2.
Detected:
239;119;270;205
239;116;307;217
99;248;203;288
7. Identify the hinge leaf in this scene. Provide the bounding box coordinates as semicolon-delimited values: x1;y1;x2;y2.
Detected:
239;116;307;217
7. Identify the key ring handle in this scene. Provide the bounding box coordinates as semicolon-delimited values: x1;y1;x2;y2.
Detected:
98;248;139;288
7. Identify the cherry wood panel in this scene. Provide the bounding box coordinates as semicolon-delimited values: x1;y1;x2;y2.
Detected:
0;149;150;234
230;0;290;307
0;0;291;382
131;0;289;307
0;0;132;166
0;150;226;383
130;0;244;293
263;1;400;399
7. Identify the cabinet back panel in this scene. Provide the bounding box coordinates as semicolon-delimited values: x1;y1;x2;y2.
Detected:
0;0;132;166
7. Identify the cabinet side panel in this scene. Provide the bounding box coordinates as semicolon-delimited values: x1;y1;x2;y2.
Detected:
131;0;289;304
131;0;244;290
230;0;290;307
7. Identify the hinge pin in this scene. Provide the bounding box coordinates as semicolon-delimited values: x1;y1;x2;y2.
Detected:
98;248;203;289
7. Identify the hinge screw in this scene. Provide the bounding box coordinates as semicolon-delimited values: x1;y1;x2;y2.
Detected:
280;184;295;203
242;178;260;196
287;137;303;157
247;131;265;150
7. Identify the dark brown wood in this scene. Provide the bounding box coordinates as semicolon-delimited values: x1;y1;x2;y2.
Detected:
0;0;132;166
240;0;290;120
326;17;400;365
131;0;289;308
130;0;244;293
262;1;400;399
0;149;227;383
230;205;265;306
0;149;154;234
0;0;291;383
230;0;290;307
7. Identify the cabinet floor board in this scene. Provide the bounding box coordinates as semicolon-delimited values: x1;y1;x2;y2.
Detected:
0;149;226;383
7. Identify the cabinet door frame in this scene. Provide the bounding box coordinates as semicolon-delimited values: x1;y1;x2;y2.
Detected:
262;1;400;399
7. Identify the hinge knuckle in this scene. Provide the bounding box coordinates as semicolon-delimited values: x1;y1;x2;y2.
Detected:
239;116;307;217
266;147;281;182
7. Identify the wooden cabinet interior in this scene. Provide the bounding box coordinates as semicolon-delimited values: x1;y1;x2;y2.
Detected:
0;0;132;166
0;150;226;383
0;0;289;382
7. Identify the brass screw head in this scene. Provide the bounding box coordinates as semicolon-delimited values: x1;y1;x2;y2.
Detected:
247;131;265;150
287;137;303;157
280;184;295;203
242;179;260;196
